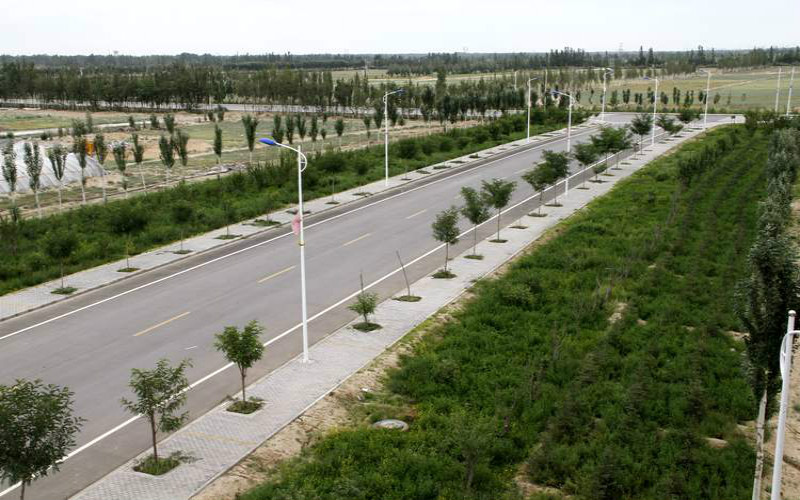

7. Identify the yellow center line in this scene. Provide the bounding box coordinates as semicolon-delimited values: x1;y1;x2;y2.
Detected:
342;232;372;247
134;311;191;337
405;208;427;219
257;265;296;284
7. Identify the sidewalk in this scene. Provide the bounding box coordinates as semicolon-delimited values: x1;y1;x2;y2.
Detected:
69;122;724;500
0;123;592;321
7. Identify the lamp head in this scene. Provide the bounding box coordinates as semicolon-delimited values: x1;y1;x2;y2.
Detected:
259;138;278;146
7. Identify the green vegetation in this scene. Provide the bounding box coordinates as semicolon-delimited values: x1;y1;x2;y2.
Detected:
132;451;191;476
120;359;191;471
239;124;778;500
214;321;265;408
0;379;84;500
0;111;580;296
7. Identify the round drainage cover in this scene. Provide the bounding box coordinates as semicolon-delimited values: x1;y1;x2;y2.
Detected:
372;419;409;431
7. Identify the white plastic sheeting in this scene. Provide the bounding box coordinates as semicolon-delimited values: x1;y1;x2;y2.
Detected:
0;142;106;194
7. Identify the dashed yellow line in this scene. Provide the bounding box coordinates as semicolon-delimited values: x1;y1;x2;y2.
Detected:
258;265;296;284
342;233;372;247
134;311;191;337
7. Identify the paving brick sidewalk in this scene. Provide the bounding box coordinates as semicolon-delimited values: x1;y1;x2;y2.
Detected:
0;123;591;321
69;123;722;500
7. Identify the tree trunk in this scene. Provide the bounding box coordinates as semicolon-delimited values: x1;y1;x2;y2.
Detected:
19;481;25;500
496;210;501;240
444;243;449;271
60;261;65;289
241;368;247;402
34;190;41;218
473;225;478;255
101;170;107;203
57;186;63;211
752;387;768;500
150;416;159;463
139;165;147;194
80;178;86;204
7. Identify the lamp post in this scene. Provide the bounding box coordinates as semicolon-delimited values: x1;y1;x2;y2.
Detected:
383;88;404;187
526;77;539;143
771;310;800;500
599;67;613;122
786;68;795;116
644;74;659;145
699;68;712;129
550;89;574;197
259;138;310;363
775;67;783;114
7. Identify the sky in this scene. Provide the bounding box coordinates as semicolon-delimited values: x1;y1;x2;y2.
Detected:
1;0;797;56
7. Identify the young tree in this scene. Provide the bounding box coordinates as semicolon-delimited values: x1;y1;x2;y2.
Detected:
149;114;160;130
481;178;516;242
73;137;88;204
432;206;460;272
241;114;259;163
349;275;379;328
221;196;238;237
110;204;148;269
215;105;225;122
629;113;653;149
572;142;599;188
363;115;371;141
334;118;345;148
310;116;319;146
540;150;570;205
94;133;108;203
460;186;490;257
522;162;555;216
172;200;194;252
120;359;191;464
174;129;190;175
45;230;78;290
163;113;176;135
656;114;682;137
285;115;295;144
212;125;223;168
22;142;43;217
132;133;147;193
678;107;699;127
296;115;307;142
112;142;128;197
0;379;83;500
320;128;327;142
214;321;264;403
2;142;17;208
47;145;68;210
158;134;176;185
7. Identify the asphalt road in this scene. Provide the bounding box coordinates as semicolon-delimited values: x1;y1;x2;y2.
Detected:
0;114;731;499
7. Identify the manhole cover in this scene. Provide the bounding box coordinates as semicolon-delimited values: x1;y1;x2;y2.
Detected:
372;419;409;431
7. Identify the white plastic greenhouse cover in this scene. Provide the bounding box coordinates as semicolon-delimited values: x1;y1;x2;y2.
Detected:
0;142;106;194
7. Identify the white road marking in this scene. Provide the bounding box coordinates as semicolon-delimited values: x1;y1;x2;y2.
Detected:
405;208;427;219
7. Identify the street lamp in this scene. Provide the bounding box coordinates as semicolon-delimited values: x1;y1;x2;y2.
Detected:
643;75;659;145
383;88;404;187
259;137;310;363
775;67;783;114
526;77;539;143
771;310;800;500
550;89;574;196
699;68;712;129
598;67;614;122
787;68;795;116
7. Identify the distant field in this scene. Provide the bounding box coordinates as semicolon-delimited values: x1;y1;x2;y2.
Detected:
606;67;794;111
0;110;149;132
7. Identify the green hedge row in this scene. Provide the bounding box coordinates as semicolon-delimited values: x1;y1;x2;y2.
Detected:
240;125;765;500
0;109;585;296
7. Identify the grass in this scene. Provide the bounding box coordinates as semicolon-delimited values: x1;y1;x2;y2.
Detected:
51;286;77;295
353;322;382;332
117;267;139;273
432;269;456;279
0;112;577;296
227;399;264;414
238;124;766;500
464;254;484;260
489;238;508;243
215;234;241;240
133;452;191;476
248;219;281;227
